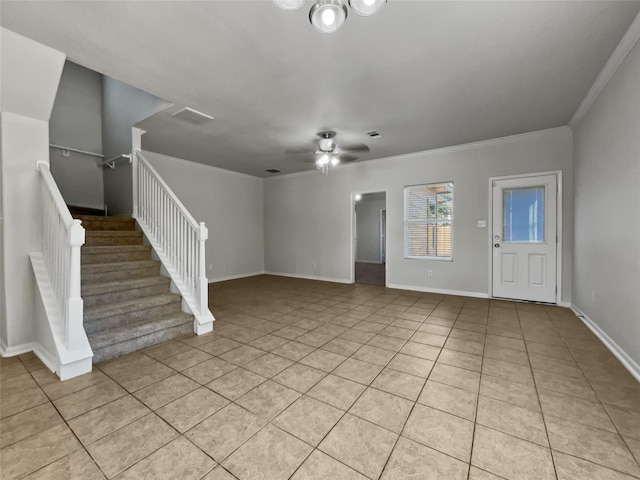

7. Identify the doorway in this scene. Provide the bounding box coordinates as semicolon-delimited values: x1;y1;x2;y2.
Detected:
490;173;560;303
354;192;386;286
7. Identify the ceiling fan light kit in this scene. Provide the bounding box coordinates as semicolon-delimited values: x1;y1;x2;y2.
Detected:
275;0;386;33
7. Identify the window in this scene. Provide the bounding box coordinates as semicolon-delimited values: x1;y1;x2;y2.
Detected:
405;182;453;259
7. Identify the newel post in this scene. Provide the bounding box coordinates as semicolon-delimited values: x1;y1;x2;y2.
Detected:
131;150;139;219
197;222;209;316
66;219;85;350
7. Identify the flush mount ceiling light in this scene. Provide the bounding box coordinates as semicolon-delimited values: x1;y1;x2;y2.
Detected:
275;0;385;33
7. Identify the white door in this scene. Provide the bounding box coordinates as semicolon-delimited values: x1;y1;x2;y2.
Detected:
492;174;557;303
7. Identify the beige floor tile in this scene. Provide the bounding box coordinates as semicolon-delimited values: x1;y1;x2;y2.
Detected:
381;436;469;480
529;353;584;378
399;341;441;361
273;396;343;446
322;338;363;356
244;353;293;378
476;395;547;446
273;363;326;393
103;357;175;392
538;388;616;432
553;450;639;480
366;334;406;352
196;338;243;356
200;467;236;480
403;404;474;462
526;340;574;361
0;360;28;380
40;369;109;401
479;374;540;411
207;368;266;400
444;337;484;356
437;349;482;372
299;349;348;372
387;353;434;378
626;436;640;464
485;334;525;352
418;380;477;421
0;424;81;480
86;413;177;478
483;344;530;366
545;415;640;477
53;380;127;420
181;357;238;384
451;323;486;336
273;326;308;340
333;358;383;385
410;331;448;348
272;341;316;361
236;380;300;420
132;373;200;410
307;374;366;410
22;449;104;480
249;334;290;351
604;403;640;439
592;382;640;411
0;402;63;448
429;363;480;393
533;368;597;401
223;424;313;480
186;403;264;462
68;395;150;444
349;388;413;433
418;323;452;336
144;340;194;360
0;373;39;399
114;436;214;480
467;466;504;480
291;449;367;480
161;348;212;371
340;329;377;344
0;386;49;419
319;413;398;479
481;357;534;386
371;368;426;401
218;345;266;366
471;425;555;480
156;387;228;432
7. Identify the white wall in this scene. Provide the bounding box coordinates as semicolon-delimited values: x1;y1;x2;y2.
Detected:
143;151;265;282
356;197;386;263
49;61;104;209
265;128;573;299
102;77;170;215
0;28;65;352
572;39;640;373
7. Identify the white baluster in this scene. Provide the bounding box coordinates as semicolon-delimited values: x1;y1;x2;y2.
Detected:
197;222;208;316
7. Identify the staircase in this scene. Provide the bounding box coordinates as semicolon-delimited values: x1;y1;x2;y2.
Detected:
78;215;194;363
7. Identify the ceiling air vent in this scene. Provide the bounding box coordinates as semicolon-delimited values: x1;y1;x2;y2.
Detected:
365;130;382;138
171;107;214;124
265;168;282;174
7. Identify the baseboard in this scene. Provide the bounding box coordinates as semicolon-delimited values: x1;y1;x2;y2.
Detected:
208;271;265;283
386;283;489;299
570;304;640;383
265;271;352;284
558;301;572;308
0;340;57;374
32;343;58;373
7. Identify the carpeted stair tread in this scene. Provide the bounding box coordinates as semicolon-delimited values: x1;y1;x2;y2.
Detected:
84;293;181;322
89;312;193;351
82;259;159;274
74;215;136;231
82;245;151;254
82;276;170;297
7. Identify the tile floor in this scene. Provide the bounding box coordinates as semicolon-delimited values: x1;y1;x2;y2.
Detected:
1;275;640;479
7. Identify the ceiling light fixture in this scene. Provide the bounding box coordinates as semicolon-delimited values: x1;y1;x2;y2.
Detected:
275;0;385;33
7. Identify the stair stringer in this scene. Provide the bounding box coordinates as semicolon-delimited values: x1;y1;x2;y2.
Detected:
136;223;214;335
30;252;93;380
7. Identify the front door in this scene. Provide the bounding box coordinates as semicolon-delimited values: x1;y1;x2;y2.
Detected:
492;174;558;303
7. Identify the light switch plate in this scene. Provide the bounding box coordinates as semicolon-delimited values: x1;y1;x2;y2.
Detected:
477;220;487;228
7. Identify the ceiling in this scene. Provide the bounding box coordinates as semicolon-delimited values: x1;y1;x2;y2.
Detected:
2;1;639;177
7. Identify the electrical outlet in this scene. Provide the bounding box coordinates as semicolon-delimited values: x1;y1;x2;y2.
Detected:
428;270;433;277
477;220;487;228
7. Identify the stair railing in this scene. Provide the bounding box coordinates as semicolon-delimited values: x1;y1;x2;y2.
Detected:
132;150;214;333
36;161;85;350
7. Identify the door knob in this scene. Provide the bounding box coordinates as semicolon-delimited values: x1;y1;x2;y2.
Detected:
494;243;500;248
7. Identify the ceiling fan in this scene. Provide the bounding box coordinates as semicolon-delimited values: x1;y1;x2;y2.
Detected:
287;130;370;173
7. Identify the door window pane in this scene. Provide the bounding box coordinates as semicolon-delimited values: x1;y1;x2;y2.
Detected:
503;187;544;242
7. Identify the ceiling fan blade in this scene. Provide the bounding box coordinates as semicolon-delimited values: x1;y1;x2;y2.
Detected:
340;143;370;153
336;154;359;163
285;147;314;154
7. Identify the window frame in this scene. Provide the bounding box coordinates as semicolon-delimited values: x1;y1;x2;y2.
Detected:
404;181;454;261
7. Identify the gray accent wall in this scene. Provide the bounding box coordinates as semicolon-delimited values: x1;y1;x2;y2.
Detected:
265;127;573;299
102;77;170;215
49;61;104;210
572;39;640;371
